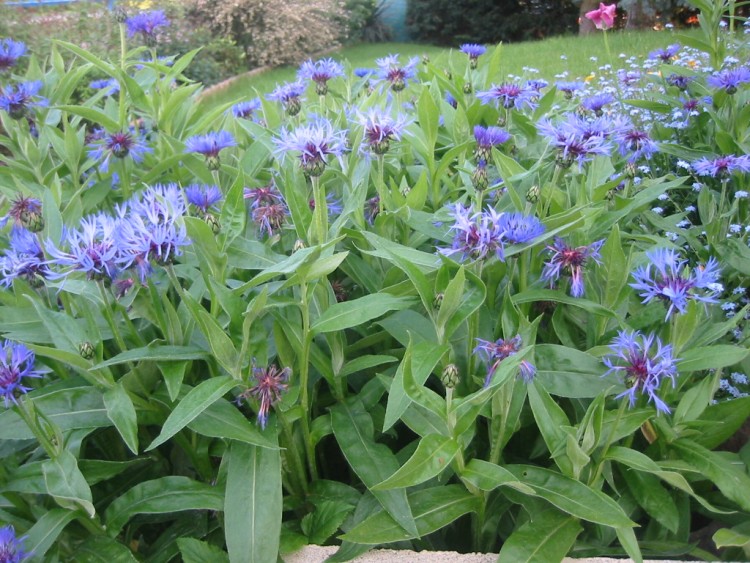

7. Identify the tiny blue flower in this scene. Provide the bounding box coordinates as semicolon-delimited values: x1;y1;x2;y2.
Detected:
0;38;26;72
0;340;43;407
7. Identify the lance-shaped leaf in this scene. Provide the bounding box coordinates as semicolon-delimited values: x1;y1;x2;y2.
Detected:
43;451;95;517
498;507;582;562
372;434;458;490
104;382;139;455
460;459;535;495
311;294;415;335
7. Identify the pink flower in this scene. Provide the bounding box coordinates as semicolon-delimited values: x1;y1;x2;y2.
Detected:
585;3;617;30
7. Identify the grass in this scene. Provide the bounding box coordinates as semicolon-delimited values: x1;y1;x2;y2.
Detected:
202;28;702;106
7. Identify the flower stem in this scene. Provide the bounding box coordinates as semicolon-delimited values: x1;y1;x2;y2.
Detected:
298;281;319;482
311;175;328;245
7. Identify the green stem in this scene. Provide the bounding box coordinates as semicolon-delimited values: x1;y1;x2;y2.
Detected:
542;164;563;219
311;175;328;245
118;23;128;128
298;282;319;481
98;282;127;354
278;409;309;496
589;399;627;488
376;156;386;216
16;398;59;459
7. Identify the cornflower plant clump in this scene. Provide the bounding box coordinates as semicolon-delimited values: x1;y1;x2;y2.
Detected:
2;5;750;562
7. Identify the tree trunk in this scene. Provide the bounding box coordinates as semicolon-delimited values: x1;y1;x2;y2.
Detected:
625;0;655;29
579;0;600;35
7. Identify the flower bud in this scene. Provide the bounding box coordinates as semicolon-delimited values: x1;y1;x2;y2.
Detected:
286;98;302;117
421;55;430;65
303;156;326;177
113;7;128;23
526;185;540;204
21;209;44;233
78;341;95;360
399;182;411;197
472;165;489;191
463;82;473;94
206;155;221;171
315;82;328;96
293;239;306;252
441;364;460;389
433;292;444;309
205;213;221;234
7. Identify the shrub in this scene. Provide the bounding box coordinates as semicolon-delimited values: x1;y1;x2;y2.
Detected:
187;0;347;68
407;0;578;45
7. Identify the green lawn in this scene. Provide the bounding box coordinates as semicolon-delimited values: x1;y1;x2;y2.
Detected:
202;29;702;106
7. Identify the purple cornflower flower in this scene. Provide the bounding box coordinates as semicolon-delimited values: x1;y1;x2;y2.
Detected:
614;128;658;162
630;248;722;319
90;78;120;96
0;39;26;72
526;79;548;93
239;363;290;429
603;330;678;414
185;131;236;171
185;184;222;213
298;58;344;95
87;129;152;173
375;54;419;92
474;335;535;386
692;154;750;177
617;70;642;86
231;98;261;120
45;214;120;282
555;81;585;99
0;524;28;561
476;82;537;110
0;340;43;407
356;108;410;155
538;115;614;168
460;43;486;69
267;80;306;116
648;43;681;62
244;183;284;208
245;184;288;236
496;212;545;244
439;203;506;262
0;81;46;120
581;92;616;115
0;227;49;288
474;125;511;161
541;237;604;297
365;195;380;224
3;195;43;232
666;73;692;90
115;184;189;282
125;10;169;46
274;118;347;177
706;67;750;94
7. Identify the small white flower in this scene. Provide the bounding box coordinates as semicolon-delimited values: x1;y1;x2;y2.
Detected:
652;206;664;215
686;205;696;212
735;190;748;199
708;282;724;293
733;286;746;295
722;302;737;311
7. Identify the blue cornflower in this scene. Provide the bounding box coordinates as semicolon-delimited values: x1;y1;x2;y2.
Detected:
603;330;678;414
0;340;43;407
354;68;374;78
231;99;261;120
238;363;290;429
474;335;536;387
630;248;722;319
87;129;152;173
474;125;511;161
298;58;344;95
90;78;120;96
618;70;642;86
692;154;750;177
0;81;46;120
185;131;236;171
666;73;692;90
375;54;419;92
614;128;658;162
439;203;505;262
538;115;614;168
125;10;170;46
0;524;28;561
274;118;347;177
541;237;604;297
46;214;120;282
0;227;49;288
445;91;458;108
460;43;486;69
115;184;189;282
244;183;288;236
185;184;222;213
555;81;585;99
476;82;537;110
267;80;306;116
244;183;284;209
648;43;681;62
3;195;43;232
0;38;26;72
496;212;545;245
356;107;410;155
581;92;616;115
706;67;750;94
526;79;549;93
309;192;342;218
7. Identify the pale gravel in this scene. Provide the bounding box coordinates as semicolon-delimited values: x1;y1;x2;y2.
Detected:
282;545;682;562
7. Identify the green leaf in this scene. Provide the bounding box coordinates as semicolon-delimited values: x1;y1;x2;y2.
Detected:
188;397;278;450
43;450;95;517
373;435;458;490
527;381;573;475
535;344;621;398
460;459;535;495
339;355;398;378
340;485;479;544
692;396;750;449
146;376;238;451
92;345;208;369
671;439;750;512
677;345;749;372
713;526;750;549
104;382;139;455
331;400;418;538
23;509;76;561
56;105;119;132
177;538;230;563
301;500;354;545
311;294;414;335
105;476;224;535
183;292;241;378
506;465;635;528
498;508;581;562
616;525;643;563
622;466;679;533
512;289;617;318
75;536;139;562
225;440;282;563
